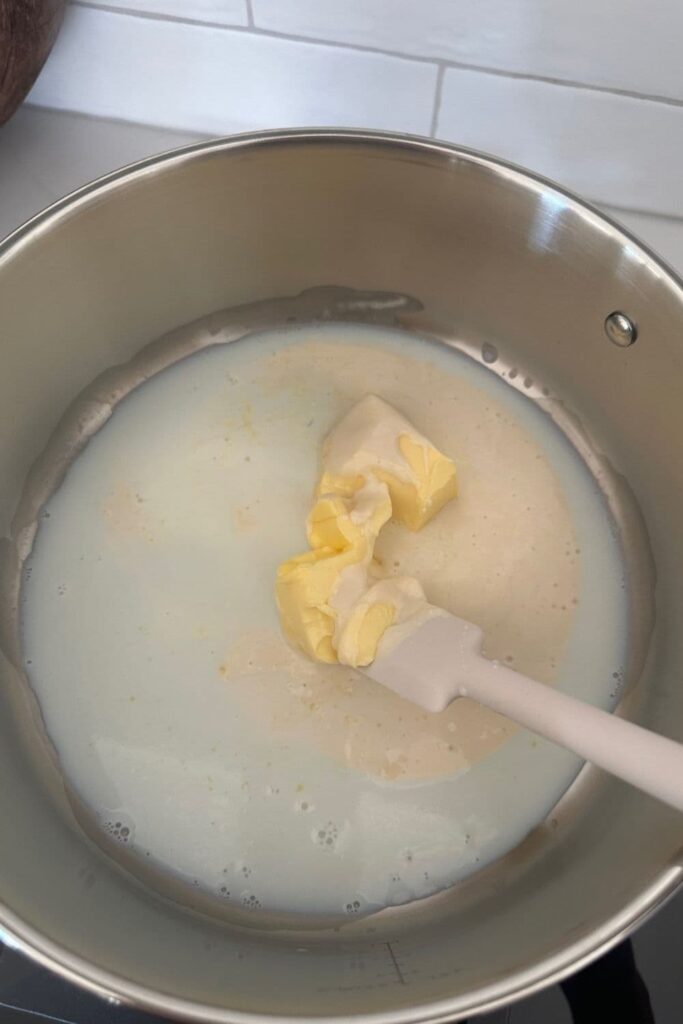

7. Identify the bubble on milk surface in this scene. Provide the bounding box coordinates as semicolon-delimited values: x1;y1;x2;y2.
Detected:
242;893;262;909
102;813;134;844
312;821;342;851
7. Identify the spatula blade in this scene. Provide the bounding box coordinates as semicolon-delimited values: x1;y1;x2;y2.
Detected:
364;611;485;713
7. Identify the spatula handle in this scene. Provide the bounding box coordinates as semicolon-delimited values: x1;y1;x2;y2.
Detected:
467;663;683;813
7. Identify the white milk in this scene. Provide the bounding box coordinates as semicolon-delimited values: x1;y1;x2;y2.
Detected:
21;325;627;917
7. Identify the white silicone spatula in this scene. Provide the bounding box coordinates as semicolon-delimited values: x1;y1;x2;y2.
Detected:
365;611;683;813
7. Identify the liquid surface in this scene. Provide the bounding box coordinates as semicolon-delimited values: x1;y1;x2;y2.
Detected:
22;325;627;917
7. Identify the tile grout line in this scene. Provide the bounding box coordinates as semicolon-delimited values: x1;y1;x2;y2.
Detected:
602;201;683;225
244;0;254;28
69;1;440;67
429;64;446;137
71;1;683;110
70;0;248;33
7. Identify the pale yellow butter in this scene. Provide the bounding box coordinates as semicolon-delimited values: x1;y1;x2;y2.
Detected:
275;395;457;667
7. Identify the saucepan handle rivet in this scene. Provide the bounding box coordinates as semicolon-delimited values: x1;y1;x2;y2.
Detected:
605;311;637;347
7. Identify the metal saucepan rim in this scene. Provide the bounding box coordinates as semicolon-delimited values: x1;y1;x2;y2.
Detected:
1;127;681;1022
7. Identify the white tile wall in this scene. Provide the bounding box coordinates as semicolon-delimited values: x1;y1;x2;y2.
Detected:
26;1;683;218
84;0;248;27
253;0;683;102
437;69;683;216
28;6;437;136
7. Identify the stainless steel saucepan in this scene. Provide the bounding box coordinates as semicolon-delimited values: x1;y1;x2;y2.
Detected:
1;130;682;1022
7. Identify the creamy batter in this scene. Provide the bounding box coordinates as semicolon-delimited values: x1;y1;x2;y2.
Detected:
21;324;628;917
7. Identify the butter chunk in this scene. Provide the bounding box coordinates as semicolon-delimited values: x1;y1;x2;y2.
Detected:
275;396;457;667
318;395;457;530
276;479;391;664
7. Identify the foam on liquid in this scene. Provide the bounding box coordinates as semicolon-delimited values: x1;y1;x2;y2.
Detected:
22;325;627;917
